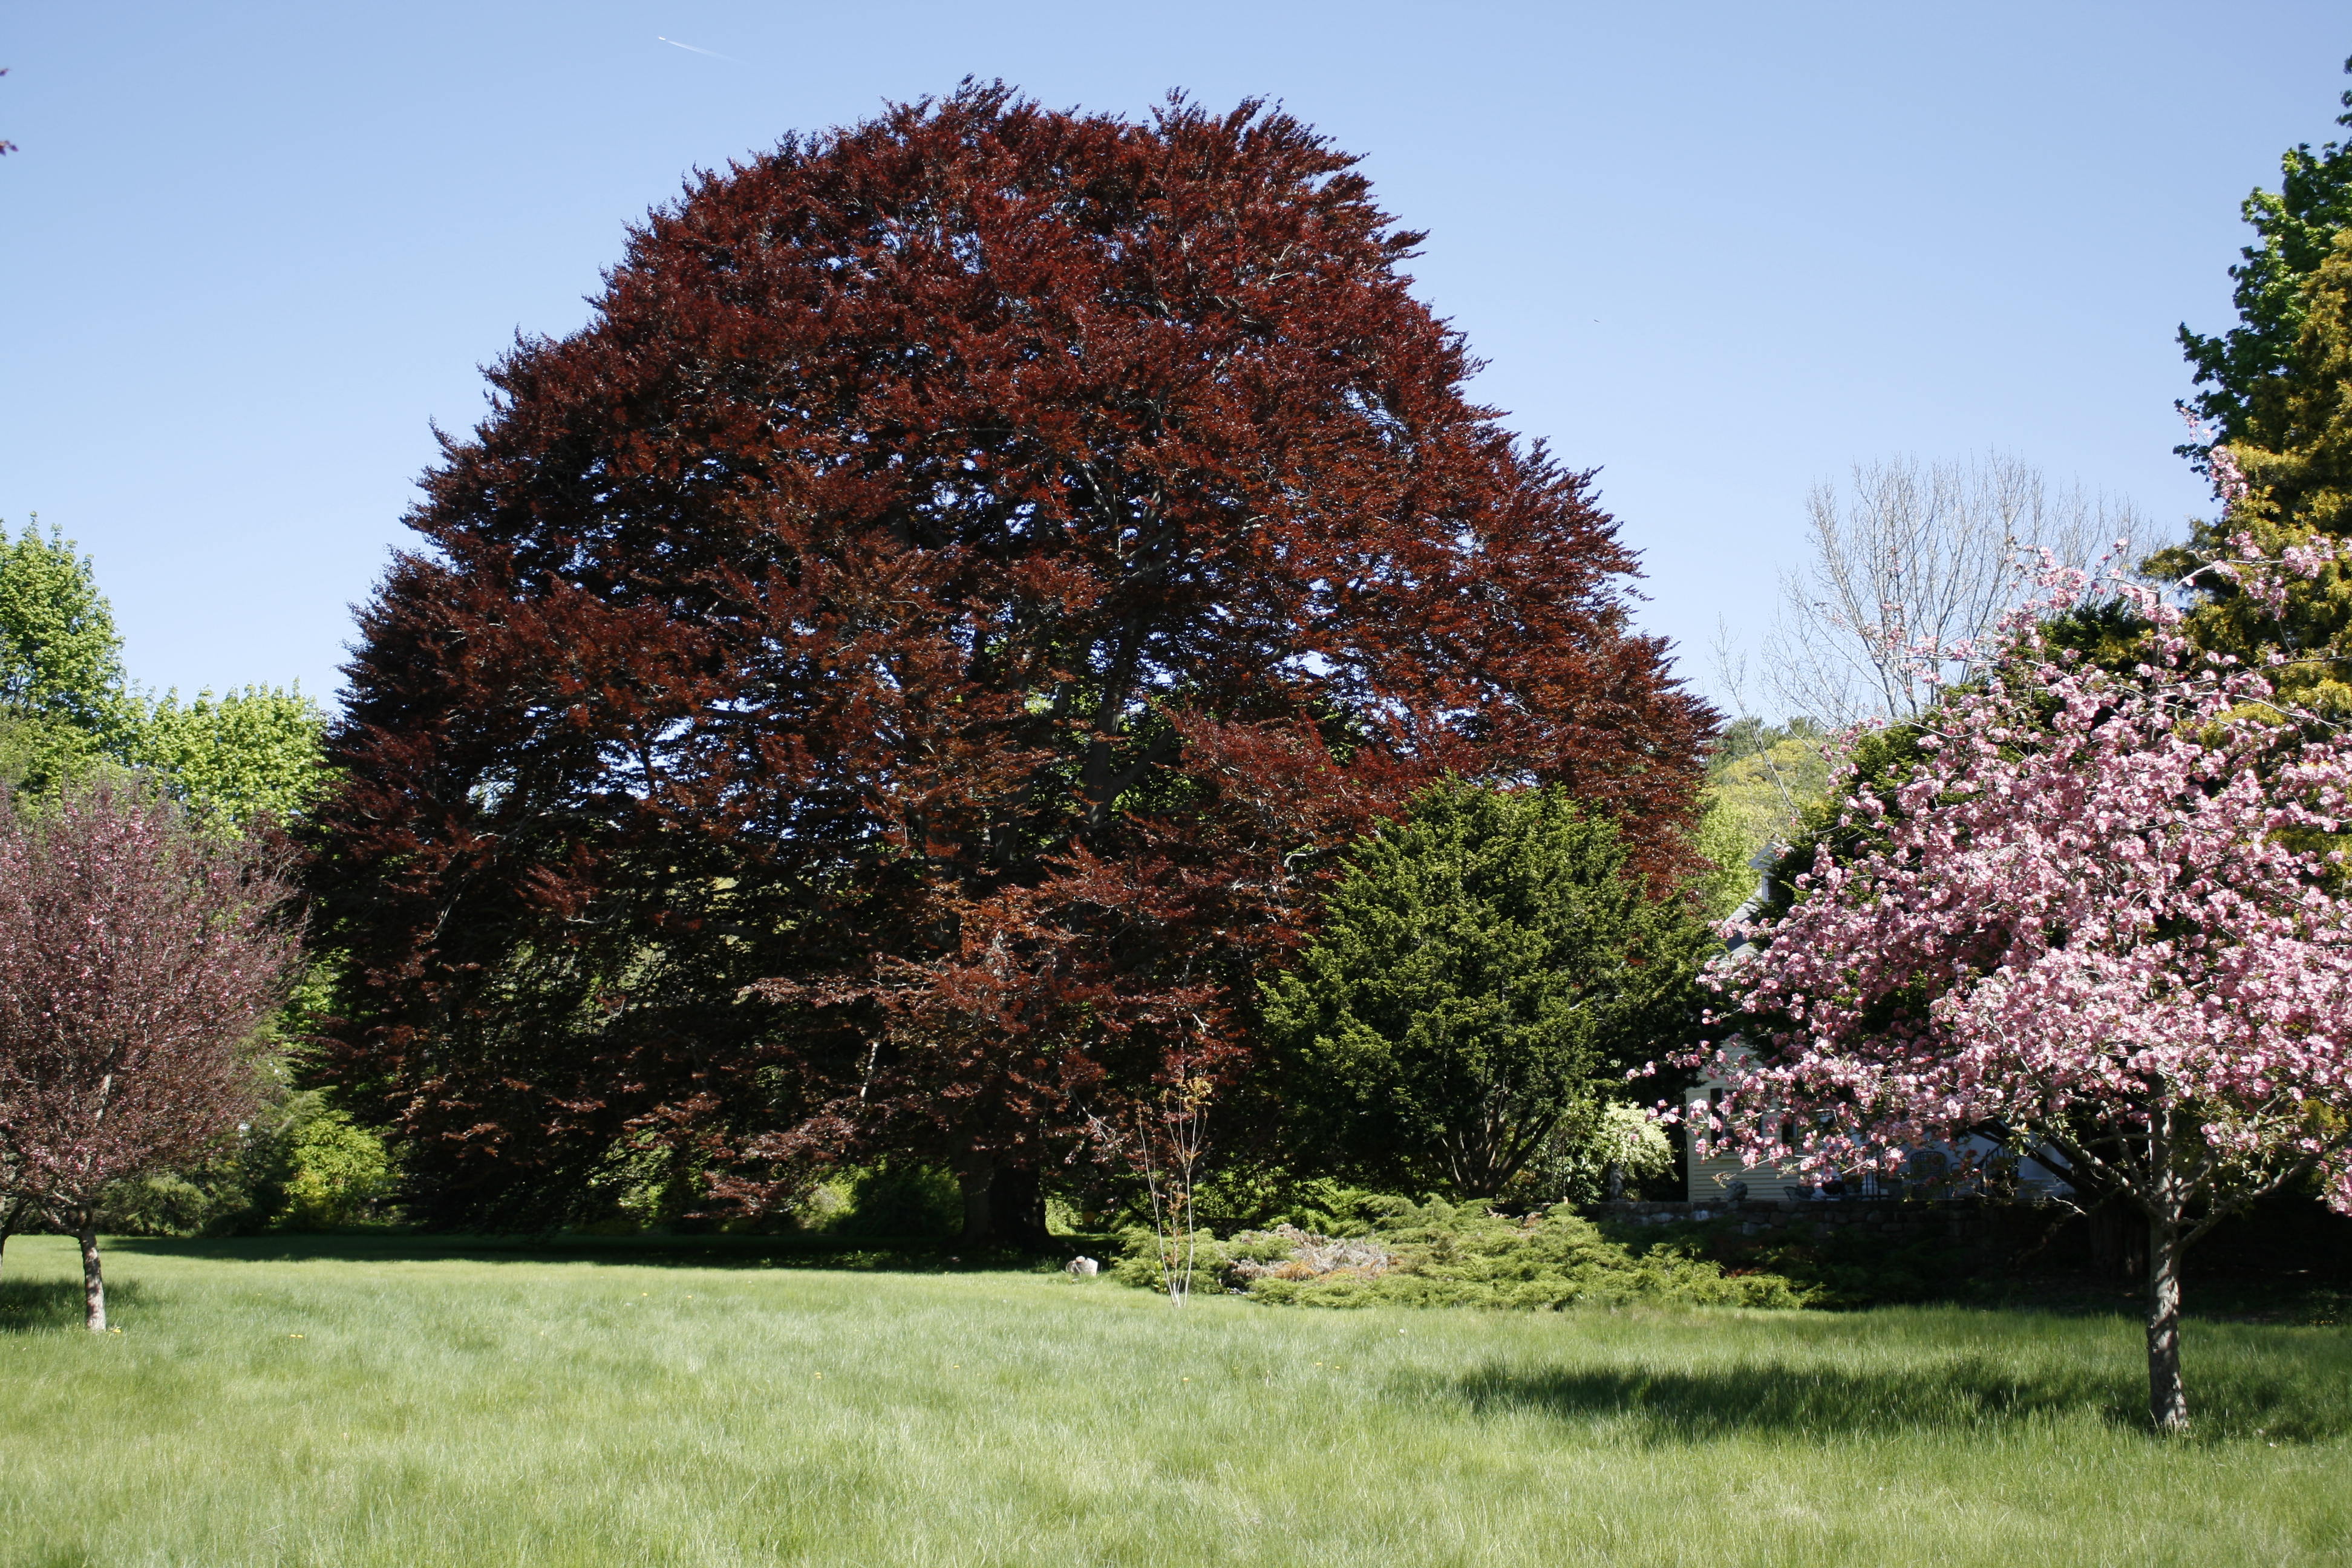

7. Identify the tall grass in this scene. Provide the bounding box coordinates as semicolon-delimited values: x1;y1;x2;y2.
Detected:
0;1233;2344;1566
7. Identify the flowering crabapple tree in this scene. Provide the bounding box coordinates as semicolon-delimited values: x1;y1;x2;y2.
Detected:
1694;548;2352;1434
0;780;299;1330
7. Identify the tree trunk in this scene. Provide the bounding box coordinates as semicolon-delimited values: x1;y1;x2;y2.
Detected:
990;1165;1050;1249
957;1156;995;1249
77;1222;107;1334
2145;1114;2188;1433
955;1159;1051;1250
0;1195;21;1281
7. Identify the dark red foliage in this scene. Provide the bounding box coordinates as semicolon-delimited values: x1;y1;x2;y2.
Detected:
309;83;1714;1233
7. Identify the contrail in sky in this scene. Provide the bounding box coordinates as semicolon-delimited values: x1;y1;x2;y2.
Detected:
656;36;737;61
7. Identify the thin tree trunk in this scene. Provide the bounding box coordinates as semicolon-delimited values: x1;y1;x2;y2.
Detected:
77;1221;106;1334
2146;1112;2188;1433
0;1195;21;1281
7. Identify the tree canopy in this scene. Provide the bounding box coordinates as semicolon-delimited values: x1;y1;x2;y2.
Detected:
0;518;131;792
1704;569;2352;1431
2180;57;2352;446
133;685;328;828
308;84;1716;1232
2152;62;2352;714
0;780;298;1329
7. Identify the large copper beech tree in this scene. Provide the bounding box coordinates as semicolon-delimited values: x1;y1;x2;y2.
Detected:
310;85;1713;1238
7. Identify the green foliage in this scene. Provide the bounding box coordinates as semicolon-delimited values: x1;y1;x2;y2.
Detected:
1180;1166;1399;1236
1111;1198;1805;1309
2158;61;2352;716
94;1090;399;1236
795;1161;964;1239
1262;780;1713;1197
1511;1101;1679;1207
1700;716;1832;909
0;522;328;818
2155;233;2352;717
131;684;328;827
0;518;132;792
1758;722;1927;921
1689;789;1759;921
1606;1214;1970;1310
278;1108;396;1229
2181;58;2352;444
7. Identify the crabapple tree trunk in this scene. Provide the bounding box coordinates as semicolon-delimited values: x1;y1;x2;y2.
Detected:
2144;1106;2189;1434
76;1218;105;1334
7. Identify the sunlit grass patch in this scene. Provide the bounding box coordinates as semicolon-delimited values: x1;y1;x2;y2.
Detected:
0;1235;2343;1566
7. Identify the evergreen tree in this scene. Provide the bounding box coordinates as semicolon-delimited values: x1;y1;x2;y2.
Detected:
1261;781;1711;1198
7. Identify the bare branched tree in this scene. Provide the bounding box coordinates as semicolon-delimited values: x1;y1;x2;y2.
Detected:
1765;454;2145;724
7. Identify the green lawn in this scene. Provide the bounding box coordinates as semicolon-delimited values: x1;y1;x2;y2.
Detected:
1;1235;2346;1567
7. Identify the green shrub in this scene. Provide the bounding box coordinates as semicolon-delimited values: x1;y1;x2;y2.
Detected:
1113;1198;1805;1310
1606;1214;1970;1308
820;1161;963;1239
91;1090;397;1235
278;1108;396;1229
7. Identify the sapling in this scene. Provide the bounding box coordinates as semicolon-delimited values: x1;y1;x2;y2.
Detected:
0;780;298;1328
1085;1069;1212;1305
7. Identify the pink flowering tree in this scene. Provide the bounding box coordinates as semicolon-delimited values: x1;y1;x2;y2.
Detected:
0;780;299;1330
1695;549;2352;1434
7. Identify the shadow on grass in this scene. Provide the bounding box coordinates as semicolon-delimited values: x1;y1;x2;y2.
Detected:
1420;1351;2350;1443
103;1229;1100;1276
0;1276;143;1334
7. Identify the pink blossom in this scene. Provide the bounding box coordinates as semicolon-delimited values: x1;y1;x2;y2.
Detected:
1686;545;2352;1430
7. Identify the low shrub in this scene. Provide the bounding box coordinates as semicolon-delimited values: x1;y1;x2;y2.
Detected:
1112;1198;1805;1310
1595;1214;1973;1308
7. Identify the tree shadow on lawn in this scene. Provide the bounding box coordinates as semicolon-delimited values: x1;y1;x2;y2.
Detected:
0;1276;143;1335
103;1230;1094;1276
1419;1348;2347;1443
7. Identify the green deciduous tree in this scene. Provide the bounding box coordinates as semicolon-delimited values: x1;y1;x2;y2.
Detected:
1261;781;1711;1198
1694;716;1834;918
0;518;131;792
132;685;328;827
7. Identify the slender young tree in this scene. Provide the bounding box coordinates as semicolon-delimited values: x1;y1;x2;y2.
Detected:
0;781;298;1329
310;84;1714;1233
1698;560;2352;1433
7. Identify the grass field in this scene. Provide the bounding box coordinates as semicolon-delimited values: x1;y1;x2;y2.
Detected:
1;1235;2347;1567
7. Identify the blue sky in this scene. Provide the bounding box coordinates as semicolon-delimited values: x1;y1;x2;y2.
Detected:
1;2;2345;713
